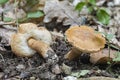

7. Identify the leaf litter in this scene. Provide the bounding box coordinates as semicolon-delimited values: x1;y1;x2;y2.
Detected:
0;0;120;80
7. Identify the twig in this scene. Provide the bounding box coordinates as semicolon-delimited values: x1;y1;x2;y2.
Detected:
14;0;19;30
1;5;4;21
0;21;16;26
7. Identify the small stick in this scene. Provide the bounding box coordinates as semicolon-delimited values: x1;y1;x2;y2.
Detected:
0;21;16;26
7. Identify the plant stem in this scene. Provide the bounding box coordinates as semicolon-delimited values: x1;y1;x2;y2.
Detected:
1;12;4;21
108;41;111;60
1;5;4;21
14;0;19;30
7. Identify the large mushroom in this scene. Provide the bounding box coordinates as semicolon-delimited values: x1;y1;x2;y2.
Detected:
11;23;58;62
65;26;106;60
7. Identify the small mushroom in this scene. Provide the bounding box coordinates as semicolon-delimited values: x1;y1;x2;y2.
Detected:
90;49;116;64
65;26;106;60
10;23;57;61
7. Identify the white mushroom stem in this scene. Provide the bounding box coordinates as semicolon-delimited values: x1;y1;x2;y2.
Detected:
28;38;58;63
65;47;82;60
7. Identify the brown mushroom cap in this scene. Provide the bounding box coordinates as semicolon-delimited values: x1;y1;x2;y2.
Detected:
65;26;106;53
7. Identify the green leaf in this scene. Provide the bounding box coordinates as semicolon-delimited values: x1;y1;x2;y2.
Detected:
0;0;8;5
106;33;115;41
101;32;115;41
71;70;89;78
27;11;44;18
113;52;120;62
107;61;111;64
75;2;86;11
18;17;28;23
87;6;94;13
71;72;80;78
89;0;96;5
3;17;13;22
96;9;110;25
79;70;90;76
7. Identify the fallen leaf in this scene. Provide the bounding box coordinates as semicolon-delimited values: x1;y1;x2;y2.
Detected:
0;26;16;51
61;63;72;75
114;0;120;6
43;0;85;26
78;76;120;80
79;70;89;76
113;52;120;62
71;70;90;78
111;37;120;49
63;76;77;80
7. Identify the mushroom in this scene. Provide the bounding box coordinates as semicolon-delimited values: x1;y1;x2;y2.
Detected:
18;23;52;45
65;26;106;60
90;49;116;64
10;23;58;62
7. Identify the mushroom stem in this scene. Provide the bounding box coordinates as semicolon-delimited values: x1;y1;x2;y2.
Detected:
28;38;49;58
65;47;82;60
28;38;58;63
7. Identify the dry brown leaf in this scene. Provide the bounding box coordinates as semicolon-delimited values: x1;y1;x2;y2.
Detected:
2;1;26;20
43;0;85;26
0;26;16;51
78;76;119;80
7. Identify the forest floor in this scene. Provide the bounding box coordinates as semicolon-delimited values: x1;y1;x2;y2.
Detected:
0;0;120;80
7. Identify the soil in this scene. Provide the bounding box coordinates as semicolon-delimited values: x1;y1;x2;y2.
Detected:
0;38;120;80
